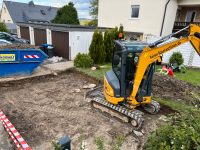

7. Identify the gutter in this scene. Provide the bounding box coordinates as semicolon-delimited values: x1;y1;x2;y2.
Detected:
160;0;171;36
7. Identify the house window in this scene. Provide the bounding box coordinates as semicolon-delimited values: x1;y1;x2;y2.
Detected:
131;5;140;18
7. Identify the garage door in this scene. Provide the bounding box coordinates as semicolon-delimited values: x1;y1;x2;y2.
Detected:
20;27;30;41
34;28;47;46
52;31;69;59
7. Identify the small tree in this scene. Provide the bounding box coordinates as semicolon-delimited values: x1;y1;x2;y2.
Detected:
169;52;184;66
0;22;8;32
89;30;105;64
52;2;79;25
104;30;114;62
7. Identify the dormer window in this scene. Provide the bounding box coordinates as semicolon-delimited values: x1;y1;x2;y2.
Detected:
40;10;46;15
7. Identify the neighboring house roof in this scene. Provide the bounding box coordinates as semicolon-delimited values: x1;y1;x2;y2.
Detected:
4;1;58;23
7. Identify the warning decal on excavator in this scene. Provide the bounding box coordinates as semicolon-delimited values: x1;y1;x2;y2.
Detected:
0;54;15;62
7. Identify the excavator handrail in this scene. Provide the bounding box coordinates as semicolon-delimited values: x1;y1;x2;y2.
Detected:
149;25;190;48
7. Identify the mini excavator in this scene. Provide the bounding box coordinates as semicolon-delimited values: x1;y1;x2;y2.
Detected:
86;24;200;129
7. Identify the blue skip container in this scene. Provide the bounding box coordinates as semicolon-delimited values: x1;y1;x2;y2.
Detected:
0;49;48;77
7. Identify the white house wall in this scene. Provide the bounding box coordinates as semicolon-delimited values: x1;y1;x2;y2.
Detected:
162;0;178;36
69;31;94;60
192;52;200;67
98;0;166;36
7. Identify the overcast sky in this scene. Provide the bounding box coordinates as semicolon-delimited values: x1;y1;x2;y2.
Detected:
0;0;91;19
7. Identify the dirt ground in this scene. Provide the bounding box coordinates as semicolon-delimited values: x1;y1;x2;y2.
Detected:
0;70;195;150
153;73;200;107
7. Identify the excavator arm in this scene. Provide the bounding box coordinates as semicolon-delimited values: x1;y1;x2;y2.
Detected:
130;24;200;103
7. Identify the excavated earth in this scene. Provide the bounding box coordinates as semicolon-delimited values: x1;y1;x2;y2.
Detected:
0;44;39;49
0;70;198;150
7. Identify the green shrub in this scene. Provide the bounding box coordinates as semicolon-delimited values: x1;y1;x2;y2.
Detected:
144;114;200;150
89;29;106;64
74;53;93;68
0;22;8;32
169;52;184;66
94;137;105;150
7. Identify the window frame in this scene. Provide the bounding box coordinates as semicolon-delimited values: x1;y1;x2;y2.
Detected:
131;5;140;19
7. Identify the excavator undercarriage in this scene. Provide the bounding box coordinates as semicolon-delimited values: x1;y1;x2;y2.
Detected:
85;87;160;129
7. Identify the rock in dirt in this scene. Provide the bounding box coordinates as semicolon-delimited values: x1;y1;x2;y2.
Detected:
83;84;96;89
74;89;81;93
159;115;168;122
91;67;97;71
133;130;143;137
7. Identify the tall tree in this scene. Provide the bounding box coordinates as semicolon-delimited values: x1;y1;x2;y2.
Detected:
52;2;79;25
88;0;98;26
89;29;105;64
104;30;114;62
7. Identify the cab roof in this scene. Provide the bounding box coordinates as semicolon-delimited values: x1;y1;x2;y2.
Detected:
114;40;148;52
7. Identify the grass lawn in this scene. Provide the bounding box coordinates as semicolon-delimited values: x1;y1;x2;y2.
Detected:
76;63;111;80
156;65;200;86
77;64;200;86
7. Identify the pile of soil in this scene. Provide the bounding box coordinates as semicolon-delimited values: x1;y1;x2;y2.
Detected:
0;44;40;49
153;73;200;106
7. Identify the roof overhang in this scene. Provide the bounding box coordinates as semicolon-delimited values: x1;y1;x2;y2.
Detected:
16;22;110;32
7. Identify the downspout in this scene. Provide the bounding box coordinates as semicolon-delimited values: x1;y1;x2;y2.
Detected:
160;0;171;36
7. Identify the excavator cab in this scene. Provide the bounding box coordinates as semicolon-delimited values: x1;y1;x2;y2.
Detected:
104;40;154;105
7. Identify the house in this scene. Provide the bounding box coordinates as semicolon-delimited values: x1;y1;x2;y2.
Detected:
0;1;58;33
98;0;200;40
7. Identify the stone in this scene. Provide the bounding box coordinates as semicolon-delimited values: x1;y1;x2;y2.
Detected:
74;89;81;93
159;115;168;122
91;67;96;71
83;84;96;89
133;130;143;137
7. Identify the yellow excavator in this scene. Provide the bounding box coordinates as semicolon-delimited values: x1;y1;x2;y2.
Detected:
86;24;200;129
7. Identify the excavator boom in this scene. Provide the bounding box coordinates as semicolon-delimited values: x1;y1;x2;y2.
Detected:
130;24;200;103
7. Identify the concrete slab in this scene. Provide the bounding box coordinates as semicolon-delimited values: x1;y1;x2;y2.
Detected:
43;61;74;72
0;123;12;150
0;61;74;83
